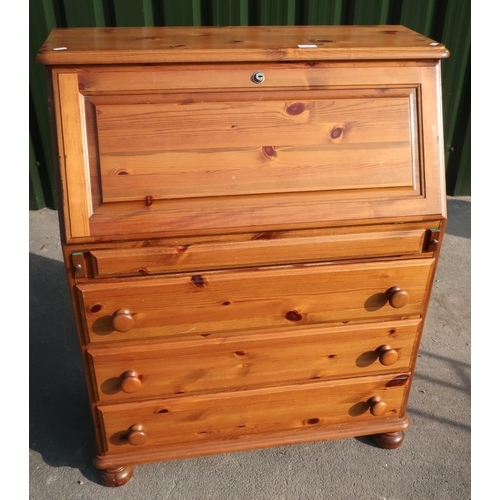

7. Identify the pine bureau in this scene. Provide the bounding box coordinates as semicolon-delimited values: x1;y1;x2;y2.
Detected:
36;25;449;487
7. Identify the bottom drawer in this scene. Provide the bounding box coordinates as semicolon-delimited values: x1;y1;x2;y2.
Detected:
97;374;409;455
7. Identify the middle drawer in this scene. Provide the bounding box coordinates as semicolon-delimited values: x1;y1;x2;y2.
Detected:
77;258;434;344
88;319;420;403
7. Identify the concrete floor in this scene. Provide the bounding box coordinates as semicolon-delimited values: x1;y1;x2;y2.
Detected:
29;197;470;499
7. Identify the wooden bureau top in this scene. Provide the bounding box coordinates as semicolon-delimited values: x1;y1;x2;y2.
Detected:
36;25;449;65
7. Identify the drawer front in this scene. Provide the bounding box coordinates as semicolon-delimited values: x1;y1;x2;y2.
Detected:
55;64;446;242
89;319;420;402
97;374;409;455
85;226;430;278
77;259;433;343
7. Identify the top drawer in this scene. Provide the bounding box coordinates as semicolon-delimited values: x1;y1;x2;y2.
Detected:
53;63;446;243
76;258;434;344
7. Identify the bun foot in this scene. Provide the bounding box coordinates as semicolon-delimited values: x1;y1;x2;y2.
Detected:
97;465;134;487
372;430;405;449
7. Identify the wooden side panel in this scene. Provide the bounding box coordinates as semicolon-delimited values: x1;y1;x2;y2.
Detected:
89;319;420;402
77;259;434;343
57;73;92;237
419;63;448;218
97;374;409;454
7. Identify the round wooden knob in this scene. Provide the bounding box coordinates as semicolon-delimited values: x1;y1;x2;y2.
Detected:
377;345;399;366
126;424;147;446
120;371;142;393
386;286;409;308
112;308;135;332
368;396;388;416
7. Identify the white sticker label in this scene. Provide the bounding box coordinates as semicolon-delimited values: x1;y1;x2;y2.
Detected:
298;44;317;48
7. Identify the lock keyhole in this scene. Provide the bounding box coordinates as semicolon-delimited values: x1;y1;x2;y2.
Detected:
251;71;265;84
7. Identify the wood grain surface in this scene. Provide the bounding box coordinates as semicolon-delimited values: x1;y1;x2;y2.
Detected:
97;373;410;454
88;319;420;402
77;259;434;343
36;25;449;65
